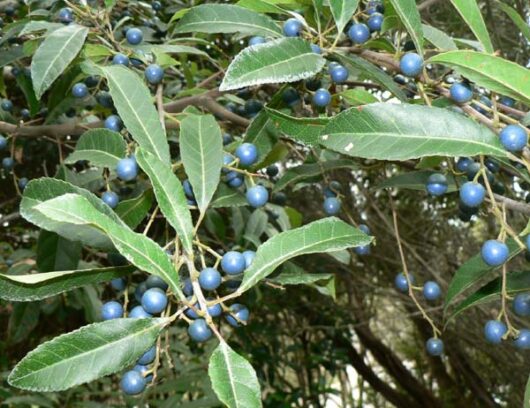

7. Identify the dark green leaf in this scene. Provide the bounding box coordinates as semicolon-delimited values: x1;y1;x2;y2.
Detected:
8;302;41;344
115;189;154;229
449;0;494;53
265;107;329;146
387;0;424;55
65;129;126;168
37;230;81;272
375;170;462;192
329;0;360;34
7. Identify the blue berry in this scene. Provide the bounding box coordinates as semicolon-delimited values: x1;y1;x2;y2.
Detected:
248;36;266;46
227;172;244;188
513;293;530;316
499;125;527;152
71;82;88;98
126;28;143;45
426;173;448;196
423;281;441;301
206;299;223;317
459;182;485;208
283;18;302;37
515;329;530;349
310;44;321;54
225;303;250;327
188;318;212;342
2;157;14;171
367;13;383;31
137;346;156;365
104;115;123;132
500;96;514;107
97;91;113;108
146;275;169;291
235;143;258;166
348;23;370;44
111;278;126;291
141;288;168;314
242;250;256;268
358;224;371;235
221;251;246;275
323;197;341;215
354;245;370;255
183;278;193;296
313;88;331;107
85;76;99;88
484;319;507;344
121;370;146;395
18;177;28;190
199;267;222;291
222;154;233;173
223;133;233;146
102;191;119;209
113;53;130;66
101;301;123;320
134;281;147;302
399;53;423;77
133;364;153;382
116;157;138;181
1;99;13;112
330;65;349;83
426;338;444;356
481;240;509;266
246;185;269;208
20;109;30;120
145;64;164;84
129;305;152;319
58;7;74;23
395;272;414;292
449;82;473;104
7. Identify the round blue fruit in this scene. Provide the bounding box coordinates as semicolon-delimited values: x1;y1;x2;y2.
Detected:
399;53;423;77
129;305;152;319
459;182;485;208
206;299;223;317
330;65;349;83
102;191;119;209
348;23;370;44
145;64;164;84
111;277;126;291
242;250;256;268
354;245;370;255
310;44;321;54
484;319;507;344
113;53;130;66
121;370;146;395
515;329;530;349
313;88;331;107
283;18;302;37
248;36;266;46
104;115;123;132
221;251;246;275
426;338;444;356
18;177;28;190
481;240;509;266
235;143;258;166
423;281;441;301
21;109;30;120
395;272;414;292
513;293;530;317
500;96;514;107
134;282;147;302
137;346;156;365
1;99;13;112
2;157;14;171
246;185;269;208
133;364;153;382
0;135;7;150
225;303;250;327
367;13;383;31
499;124;527;152
58;7;74;23
323;197;341;215
126;28;143;45
101;301;123;320
182;179;194;198
97;91;113;108
71;82;88;98
183;278;193;296
188;318;212;342
141;288;168;314
199;267;222;291
116;157;138;181
449;82;473;104
146;275;168;291
223;133;233;145
359;224;371;235
426;173;448;196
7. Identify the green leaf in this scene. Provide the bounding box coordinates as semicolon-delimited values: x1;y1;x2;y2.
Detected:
270;262;333;285
15;73;39;116
444;238;522;309
65;129;126;168
31;24;88;99
329;0;359;35
8;302;40;345
174;4;282;38
320;103;508;161
375;170;462;192
447;271;530;323
449;0;494;53
136;149;194;254
211;183;248;208
0;265;133;301
525;375;530;408
273;159;357;192
265;107;329;146
180;114;223;214
101;65;170;164
339;89;378;106
19;21;63;36
220;38;325;91
115;189;154;229
208;341;262;408
37;230;81;272
387;0;424;55
333;53;408;102
429;51;530;105
135;44;209;58
237;217;372;293
20;178;124;250
496;2;530;43
236;0;289;14
421;24;457;51
35;194;185;300
8;318;169;391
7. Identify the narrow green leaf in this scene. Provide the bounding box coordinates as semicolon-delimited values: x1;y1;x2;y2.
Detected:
211;183;248;208
496;1;530;43
19;21;63;36
237;217;372;293
136;148;194;254
265;107;328;146
208;341;262;408
37;230;81;272
135;44;209;58
8;302;40;344
174;4;282;38
270;262;333;285
429;51;530;105
31;24;88;98
321;103;508;160
329;0;359;34
220;38;325;91
375;170;462;192
0;265;133;301
339;88;378;106
422;24;457;51
65;129;126;168
115;189;154;229
180;114;223;214
15;73;39;116
387;0;424;55
35;194;184;300
8;318;169;391
449;0;494;53
525;375;530;408
101;65;170;164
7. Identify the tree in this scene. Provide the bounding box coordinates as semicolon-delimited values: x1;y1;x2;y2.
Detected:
0;0;530;407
